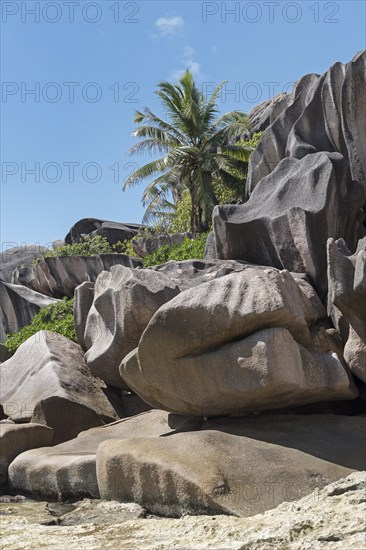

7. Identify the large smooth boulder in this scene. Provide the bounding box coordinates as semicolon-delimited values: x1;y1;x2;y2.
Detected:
96;414;366;517
213;152;365;300
0;279;59;341
0;422;53;487
64;218;145;245
8;410;198;499
12;254;142;299
0;331;120;443
327;237;366;382
84;265;180;388
132;232;193;258
0;244;48;283
120;267;355;415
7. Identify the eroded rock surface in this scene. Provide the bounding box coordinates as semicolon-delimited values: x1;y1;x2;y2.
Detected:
97;414;365;517
0;244;48;283
327;237;366;382
0;280;59;341
149;258;251;291
84;265;180;388
8;410;198;499
64;218;145;245
247;91;293;132
214;52;366;299
120;268;355;415
247;51;366;193
0;423;53;487
73;281;95;350
1;471;365;549
214;152;365;299
13;254;142;298
0;331;119;442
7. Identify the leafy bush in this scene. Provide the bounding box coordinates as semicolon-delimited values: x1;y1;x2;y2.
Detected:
167;190;192;233
238;131;264;150
142;233;208;267
3;298;76;356
116;227;161;257
33;235;117;265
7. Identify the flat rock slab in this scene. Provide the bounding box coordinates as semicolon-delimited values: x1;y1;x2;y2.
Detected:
0;423;53;488
8;410;197;499
0;331;119;443
59;500;146;525
96;414;366;517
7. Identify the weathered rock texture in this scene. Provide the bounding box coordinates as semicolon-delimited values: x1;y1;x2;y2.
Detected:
73;281;95;350
0;279;59;341
327;237;366;382
214;152;365;300
132;232;193;258
247;51;366;193
120;268;355;415
97;414;365;517
0;331;119;442
149;259;251;292
12;254;142;299
1;471;365;549
8;410;198;499
64;218;145;245
0;422;53;487
0;244;48;283
214;51;366;299
84;265;180;388
203;232;217;260
247;91;293;132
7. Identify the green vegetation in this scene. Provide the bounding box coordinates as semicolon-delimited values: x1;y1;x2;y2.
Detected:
123;69;252;233
31;131;264;267
238;131;264;150
3;298;76;356
32;235;125;265
142;233;208;267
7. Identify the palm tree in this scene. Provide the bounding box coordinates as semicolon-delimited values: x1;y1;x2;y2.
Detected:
123;70;251;234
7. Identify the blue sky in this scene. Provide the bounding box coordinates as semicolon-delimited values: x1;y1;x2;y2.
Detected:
1;0;365;246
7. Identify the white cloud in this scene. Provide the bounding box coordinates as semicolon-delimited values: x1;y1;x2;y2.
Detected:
156;16;184;37
186;60;201;77
171;45;202;80
183;45;195;58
